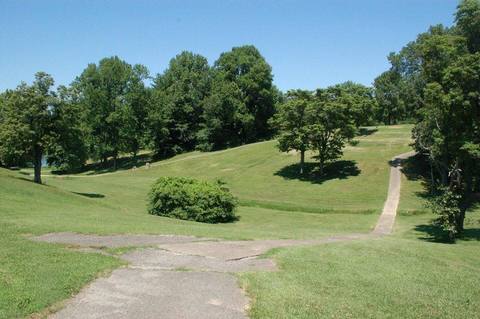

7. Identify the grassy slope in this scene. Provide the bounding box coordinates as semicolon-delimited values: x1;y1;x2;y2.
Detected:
241;224;480;318
240;178;480;318
3;125;415;242
1;125;410;318
40;125;415;215
4;124;476;318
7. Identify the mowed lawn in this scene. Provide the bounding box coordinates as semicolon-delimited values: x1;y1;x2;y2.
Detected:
2;124;479;318
240;211;480;319
40;125;415;215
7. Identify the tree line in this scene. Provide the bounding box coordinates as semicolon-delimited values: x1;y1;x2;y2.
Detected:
376;0;480;239
0;45;378;184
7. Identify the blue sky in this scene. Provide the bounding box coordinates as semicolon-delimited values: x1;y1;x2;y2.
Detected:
0;0;458;92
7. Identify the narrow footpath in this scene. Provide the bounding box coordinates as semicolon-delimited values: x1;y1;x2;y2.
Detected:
33;151;415;319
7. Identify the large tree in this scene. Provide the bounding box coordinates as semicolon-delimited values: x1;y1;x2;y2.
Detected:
45;85;88;171
373;69;405;125
197;78;248;151
0;72;85;183
271;90;313;174
75;56;149;168
309;89;356;175
199;45;276;150
151;52;211;155
403;0;480;239
323;82;376;127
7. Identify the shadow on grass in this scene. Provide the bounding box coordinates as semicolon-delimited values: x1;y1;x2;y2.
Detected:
414;223;480;243
72;192;105;199
357;127;378;136
275;160;360;184
52;153;155;176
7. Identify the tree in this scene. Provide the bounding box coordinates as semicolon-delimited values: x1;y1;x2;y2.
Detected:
323;82;376;127
406;1;480;238
197;79;248;151
309;89;356;175
373;70;404;125
0;72;85;183
75;56;149;168
271;90;313;174
200;45;276;150
119;64;150;159
45;85;88;171
455;0;480;53
0;73;54;183
151;52;211;155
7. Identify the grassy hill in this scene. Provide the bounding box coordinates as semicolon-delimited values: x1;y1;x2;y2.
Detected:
40;125;417;215
1;124;479;318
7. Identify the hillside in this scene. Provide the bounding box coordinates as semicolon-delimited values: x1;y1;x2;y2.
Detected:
1;124;480;318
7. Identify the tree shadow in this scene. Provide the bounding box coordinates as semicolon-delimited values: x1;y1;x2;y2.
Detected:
275;160;360;184
357;127;378;136
396;153;437;201
400;153;430;181
72;192;105;199
414;223;480;244
51;153;154;175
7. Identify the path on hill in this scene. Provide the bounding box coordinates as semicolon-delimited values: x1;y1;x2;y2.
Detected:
33;151;414;319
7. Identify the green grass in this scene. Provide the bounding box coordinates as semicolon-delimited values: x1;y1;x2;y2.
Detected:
0;223;121;319
3;124;478;318
35;124;415;215
240;212;480;319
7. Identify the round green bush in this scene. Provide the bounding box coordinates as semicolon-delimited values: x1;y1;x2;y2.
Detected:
147;177;237;223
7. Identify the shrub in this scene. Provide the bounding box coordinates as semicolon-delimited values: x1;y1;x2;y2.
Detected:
147;177;237;223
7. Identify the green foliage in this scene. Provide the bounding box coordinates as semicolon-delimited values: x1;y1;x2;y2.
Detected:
455;0;480;53
271;90;312;173
198;45;276;150
324;81;376;127
151;52;211;155
197;80;248;151
310;89;356;173
374;70;405;124
46;85;88;171
148;177;237;223
74;56;149;166
429;187;463;241
0;72;85;182
273;88;356;175
379;1;480;237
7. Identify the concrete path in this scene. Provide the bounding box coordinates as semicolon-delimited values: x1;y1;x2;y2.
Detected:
373;151;416;235
33;151;414;319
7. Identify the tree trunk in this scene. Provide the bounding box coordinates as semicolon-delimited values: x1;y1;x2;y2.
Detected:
33;145;42;184
102;156;108;168
456;209;466;233
318;153;325;176
299;150;305;175
113;155;117;171
133;151;138;164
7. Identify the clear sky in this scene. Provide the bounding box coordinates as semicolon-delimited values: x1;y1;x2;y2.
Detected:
0;0;458;92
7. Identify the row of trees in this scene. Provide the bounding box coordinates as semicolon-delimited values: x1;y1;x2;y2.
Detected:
376;0;480;239
0;46;280;183
0;45;379;184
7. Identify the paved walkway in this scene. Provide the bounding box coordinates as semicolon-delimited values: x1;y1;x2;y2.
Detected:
373;151;416;235
33;151;415;319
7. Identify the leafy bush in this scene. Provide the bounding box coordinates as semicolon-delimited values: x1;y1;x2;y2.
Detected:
148;177;237;223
